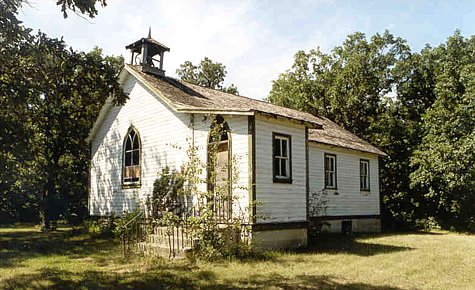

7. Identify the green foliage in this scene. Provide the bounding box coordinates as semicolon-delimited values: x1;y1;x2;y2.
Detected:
146;167;186;219
53;0;107;18
414;217;441;232
176;57;239;95
0;0;126;228
148;118;255;260
410;32;475;230
112;206;144;239
268;30;410;138
83;217;116;238
268;30;475;230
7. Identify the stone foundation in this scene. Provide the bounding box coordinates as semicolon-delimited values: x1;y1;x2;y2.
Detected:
319;217;381;234
252;228;307;250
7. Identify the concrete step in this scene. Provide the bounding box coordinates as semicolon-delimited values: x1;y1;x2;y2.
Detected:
153;226;190;237
137;242;191;259
147;234;194;248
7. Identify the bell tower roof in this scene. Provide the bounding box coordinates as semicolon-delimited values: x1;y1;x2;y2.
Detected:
125;28;170;76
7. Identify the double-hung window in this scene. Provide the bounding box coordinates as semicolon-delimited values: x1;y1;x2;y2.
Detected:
273;133;291;183
324;154;337;189
360;159;370;190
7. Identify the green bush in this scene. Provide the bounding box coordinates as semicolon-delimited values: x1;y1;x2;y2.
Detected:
415;217;441;232
83;217;116;237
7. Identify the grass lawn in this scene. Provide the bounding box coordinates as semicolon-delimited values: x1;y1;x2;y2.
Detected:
0;225;474;289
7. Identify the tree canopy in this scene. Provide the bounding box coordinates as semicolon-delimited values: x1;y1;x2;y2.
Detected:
410;32;475;229
176;57;239;95
0;0;125;228
268;30;475;230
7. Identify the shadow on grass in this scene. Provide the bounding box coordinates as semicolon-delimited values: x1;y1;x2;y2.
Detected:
303;234;413;257
0;226;120;269
2;267;403;290
0;225;408;289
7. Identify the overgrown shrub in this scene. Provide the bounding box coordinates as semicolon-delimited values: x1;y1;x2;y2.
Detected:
146;166;186;219
83;217;116;237
415;217;441;232
147;118;260;261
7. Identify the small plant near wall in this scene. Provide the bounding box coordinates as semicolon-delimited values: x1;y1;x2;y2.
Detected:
308;189;330;236
145;166;186;219
143;116;263;260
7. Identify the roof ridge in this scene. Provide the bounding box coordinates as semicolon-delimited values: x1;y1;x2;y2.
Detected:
178;78;323;120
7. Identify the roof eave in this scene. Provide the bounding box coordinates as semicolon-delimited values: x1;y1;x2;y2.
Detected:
176;108;255;116
86;67;129;144
256;111;322;129
309;139;388;157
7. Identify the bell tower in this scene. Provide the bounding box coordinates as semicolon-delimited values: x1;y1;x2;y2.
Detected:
125;28;170;76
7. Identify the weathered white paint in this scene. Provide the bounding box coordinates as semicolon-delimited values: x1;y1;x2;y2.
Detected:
254;115;307;223
89;72;250;218
89;69;383;243
308;142;380;217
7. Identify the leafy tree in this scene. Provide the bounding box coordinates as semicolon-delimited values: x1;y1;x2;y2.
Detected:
376;46;438;228
268;31;411;139
0;0;126;228
55;0;107;18
266;31;442;229
176;57;239;95
410;31;475;229
0;0;37;223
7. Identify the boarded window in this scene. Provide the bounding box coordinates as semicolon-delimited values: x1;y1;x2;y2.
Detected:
123;127;141;184
360;159;370;190
324;154;336;189
273;133;291;182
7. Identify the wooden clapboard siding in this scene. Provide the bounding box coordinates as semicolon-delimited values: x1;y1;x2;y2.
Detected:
308;142;380;217
89;74;251;219
254;115;307;223
90;75;191;216
226;116;251;218
191;115;250;219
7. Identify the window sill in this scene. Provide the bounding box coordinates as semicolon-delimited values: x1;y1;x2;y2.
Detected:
360;189;371;195
273;177;292;184
122;183;141;189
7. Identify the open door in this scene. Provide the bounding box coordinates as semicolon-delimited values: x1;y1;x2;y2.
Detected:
207;115;232;221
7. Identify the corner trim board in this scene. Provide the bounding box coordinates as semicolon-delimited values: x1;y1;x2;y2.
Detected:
248;115;256;224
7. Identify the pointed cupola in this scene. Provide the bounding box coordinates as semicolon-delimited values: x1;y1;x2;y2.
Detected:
125;28;170;76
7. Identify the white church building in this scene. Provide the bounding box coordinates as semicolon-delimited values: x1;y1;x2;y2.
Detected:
87;34;386;249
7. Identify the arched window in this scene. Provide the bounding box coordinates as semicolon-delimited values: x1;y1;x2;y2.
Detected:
207;115;232;220
123;127;141;185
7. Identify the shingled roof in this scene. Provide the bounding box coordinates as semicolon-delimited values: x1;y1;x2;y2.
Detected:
125;65;323;128
119;65;385;156
309;117;387;156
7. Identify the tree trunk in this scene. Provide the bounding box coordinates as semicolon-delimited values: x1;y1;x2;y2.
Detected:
40;156;58;231
39;184;50;231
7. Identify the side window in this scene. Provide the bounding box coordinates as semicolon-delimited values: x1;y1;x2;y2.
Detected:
324;153;337;189
360;159;370;190
123;127;141;186
273;133;292;183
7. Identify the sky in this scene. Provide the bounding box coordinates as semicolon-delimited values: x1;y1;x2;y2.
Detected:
18;0;475;100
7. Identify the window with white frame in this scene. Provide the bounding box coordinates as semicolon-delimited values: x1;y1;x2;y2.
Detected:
324;154;337;189
360;159;370;190
273;133;291;182
123;127;141;185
